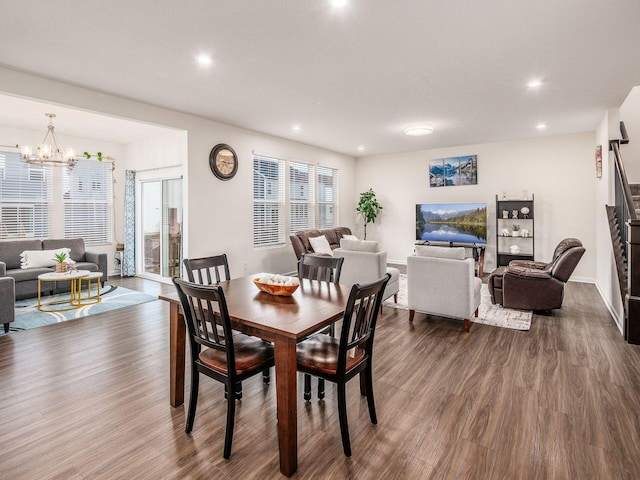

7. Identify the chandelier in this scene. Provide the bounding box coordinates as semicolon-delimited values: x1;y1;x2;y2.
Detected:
20;113;76;168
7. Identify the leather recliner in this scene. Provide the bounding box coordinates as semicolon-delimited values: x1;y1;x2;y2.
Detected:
488;238;585;310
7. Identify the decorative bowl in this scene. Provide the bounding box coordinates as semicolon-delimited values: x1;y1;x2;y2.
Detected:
253;278;299;296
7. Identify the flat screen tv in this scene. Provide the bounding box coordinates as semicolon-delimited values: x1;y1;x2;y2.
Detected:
416;203;488;245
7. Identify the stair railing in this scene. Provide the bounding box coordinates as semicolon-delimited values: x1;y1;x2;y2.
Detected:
610;123;635;261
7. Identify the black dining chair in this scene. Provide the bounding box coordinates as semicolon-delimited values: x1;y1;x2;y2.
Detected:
183;254;270;398
183;254;231;284
296;273;390;457
297;253;345;400
172;277;275;459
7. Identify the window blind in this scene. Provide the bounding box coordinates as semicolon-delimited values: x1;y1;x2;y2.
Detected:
62;158;113;245
253;155;286;247
289;161;315;234
0;151;52;239
317;166;339;229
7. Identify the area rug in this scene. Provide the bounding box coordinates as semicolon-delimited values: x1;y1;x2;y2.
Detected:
383;273;532;331
2;285;157;335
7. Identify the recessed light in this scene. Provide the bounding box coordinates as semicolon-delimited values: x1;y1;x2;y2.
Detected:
195;53;213;66
536;123;547;130
292;125;301;132
404;124;434;136
527;80;542;88
331;0;347;7
358;146;365;152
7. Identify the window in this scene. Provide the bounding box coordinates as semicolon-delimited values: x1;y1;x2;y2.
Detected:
0;151;52;239
317;166;339;230
62;158;113;245
253;154;339;247
253;156;286;247
289;161;315;234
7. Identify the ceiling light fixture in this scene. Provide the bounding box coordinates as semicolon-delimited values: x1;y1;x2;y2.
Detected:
527;80;542;88
404;124;434;136
19;113;76;167
358;146;365;152
292;125;301;132
195;53;213;66
331;0;347;7
536;123;547;130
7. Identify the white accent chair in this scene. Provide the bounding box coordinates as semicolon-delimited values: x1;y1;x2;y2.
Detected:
334;239;400;306
407;245;482;332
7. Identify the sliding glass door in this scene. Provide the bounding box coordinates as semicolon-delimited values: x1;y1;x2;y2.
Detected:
138;174;183;280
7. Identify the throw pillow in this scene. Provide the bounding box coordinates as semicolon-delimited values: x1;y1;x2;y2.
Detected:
414;245;465;260
309;235;334;256
342;234;358;241
340;238;379;253
20;248;72;269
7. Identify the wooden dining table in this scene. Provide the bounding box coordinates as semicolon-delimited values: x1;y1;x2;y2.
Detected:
159;274;352;477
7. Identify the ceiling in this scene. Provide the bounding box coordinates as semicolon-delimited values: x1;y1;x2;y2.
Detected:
0;0;639;156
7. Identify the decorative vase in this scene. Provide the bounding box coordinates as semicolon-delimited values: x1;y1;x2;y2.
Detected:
55;262;67;273
512;231;519;237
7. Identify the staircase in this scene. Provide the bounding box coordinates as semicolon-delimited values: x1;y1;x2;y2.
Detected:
607;205;628;301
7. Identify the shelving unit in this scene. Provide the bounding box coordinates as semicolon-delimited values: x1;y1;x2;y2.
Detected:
496;194;534;267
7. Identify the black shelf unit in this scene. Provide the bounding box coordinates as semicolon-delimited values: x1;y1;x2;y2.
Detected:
496;195;534;267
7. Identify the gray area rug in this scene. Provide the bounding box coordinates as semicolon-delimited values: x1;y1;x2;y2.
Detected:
3;285;157;335
384;273;532;331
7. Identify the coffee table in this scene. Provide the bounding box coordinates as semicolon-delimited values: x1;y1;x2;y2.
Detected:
80;272;103;305
37;270;91;312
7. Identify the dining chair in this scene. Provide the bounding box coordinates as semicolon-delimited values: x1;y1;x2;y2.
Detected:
297;253;344;400
172;277;275;459
183;254;231;284
183;254;270;398
296;273;390;457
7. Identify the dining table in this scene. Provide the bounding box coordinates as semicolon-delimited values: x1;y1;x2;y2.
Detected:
158;274;352;477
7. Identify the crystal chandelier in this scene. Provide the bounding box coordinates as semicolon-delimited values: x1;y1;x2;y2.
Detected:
20;113;76;167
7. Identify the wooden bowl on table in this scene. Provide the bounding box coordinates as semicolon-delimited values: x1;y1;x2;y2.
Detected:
253;278;299;296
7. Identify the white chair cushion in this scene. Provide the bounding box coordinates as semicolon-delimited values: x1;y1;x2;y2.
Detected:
309;235;333;256
342;234;358;241
21;248;71;269
340;238;379;252
415;245;465;260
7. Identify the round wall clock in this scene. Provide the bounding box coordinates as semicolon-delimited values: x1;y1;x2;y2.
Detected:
209;144;238;180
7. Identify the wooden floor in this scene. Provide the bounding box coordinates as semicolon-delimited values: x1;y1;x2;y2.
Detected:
1;276;640;479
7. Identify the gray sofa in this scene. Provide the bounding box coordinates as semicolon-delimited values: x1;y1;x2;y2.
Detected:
0;238;108;332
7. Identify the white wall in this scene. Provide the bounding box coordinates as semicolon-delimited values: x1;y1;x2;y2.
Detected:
354;133;596;281
620;86;640;182
0;67;357;278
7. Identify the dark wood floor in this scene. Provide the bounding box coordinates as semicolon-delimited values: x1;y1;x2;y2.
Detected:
1;276;640;479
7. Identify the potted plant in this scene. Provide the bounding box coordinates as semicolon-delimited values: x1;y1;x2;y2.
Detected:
52;252;68;273
511;224;521;237
356;188;383;240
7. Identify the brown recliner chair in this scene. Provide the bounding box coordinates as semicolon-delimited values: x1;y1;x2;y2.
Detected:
488;238;585;310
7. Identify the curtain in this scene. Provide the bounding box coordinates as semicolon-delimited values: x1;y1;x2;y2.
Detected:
122;170;136;276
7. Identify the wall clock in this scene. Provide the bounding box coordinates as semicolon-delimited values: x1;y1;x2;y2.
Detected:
209;144;238;180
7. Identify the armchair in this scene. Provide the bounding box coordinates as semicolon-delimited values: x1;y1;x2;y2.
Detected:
407;245;482;332
333;239;399;304
488;238;585;310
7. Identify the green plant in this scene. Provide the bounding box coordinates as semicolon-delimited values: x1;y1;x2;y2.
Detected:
83;151;114;161
356;188;383;240
512;224;521;231
52;252;68;263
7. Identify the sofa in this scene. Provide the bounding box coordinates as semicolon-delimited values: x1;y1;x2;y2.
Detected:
407;245;482;332
289;227;353;260
333;238;400;304
488;238;585;310
0;237;108;302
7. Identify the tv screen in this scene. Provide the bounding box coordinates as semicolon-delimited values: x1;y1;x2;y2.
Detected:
416;203;488;245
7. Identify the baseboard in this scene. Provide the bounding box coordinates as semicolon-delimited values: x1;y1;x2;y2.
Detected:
594;281;624;335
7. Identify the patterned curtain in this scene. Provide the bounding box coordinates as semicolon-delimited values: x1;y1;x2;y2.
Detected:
122;170;136;276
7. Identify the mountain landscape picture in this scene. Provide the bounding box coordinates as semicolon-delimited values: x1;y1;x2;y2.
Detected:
416;203;487;244
429;155;478;187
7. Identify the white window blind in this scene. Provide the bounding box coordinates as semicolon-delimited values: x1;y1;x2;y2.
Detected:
0;151;52;239
62;158;112;245
317;166;339;229
253;155;286;247
289;161;315;234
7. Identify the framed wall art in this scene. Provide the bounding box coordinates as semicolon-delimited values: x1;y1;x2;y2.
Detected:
429;155;478;187
596;144;602;178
